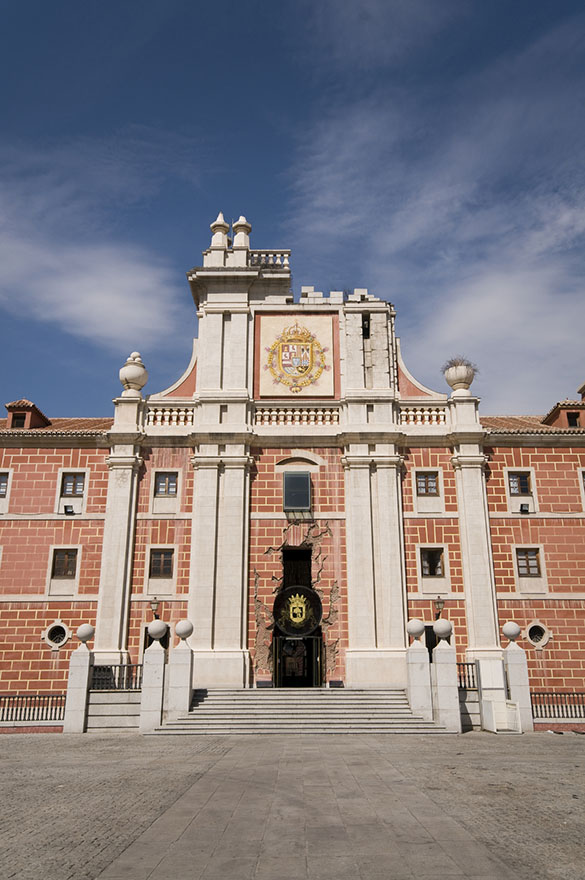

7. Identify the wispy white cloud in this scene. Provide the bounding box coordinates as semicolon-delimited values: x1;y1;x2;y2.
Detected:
287;9;585;411
0;127;202;350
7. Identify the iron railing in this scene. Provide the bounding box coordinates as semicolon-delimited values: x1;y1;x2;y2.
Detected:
457;662;478;690
91;664;143;691
531;692;585;719
0;693;66;722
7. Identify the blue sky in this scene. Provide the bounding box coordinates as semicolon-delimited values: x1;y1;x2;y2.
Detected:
1;0;584;416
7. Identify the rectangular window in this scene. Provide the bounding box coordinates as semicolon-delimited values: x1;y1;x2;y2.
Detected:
516;548;541;577
11;413;26;428
416;472;439;496
52;549;77;578
421;548;444;577
567;412;580;427
154;472;178;497
61;473;85;497
283;472;311;511
508;472;531;495
149;549;174;578
0;473;8;498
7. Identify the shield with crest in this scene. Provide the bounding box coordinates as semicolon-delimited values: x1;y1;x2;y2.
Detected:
266;321;326;393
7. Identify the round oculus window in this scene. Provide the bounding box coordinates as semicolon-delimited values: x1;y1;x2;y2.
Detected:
44;622;70;648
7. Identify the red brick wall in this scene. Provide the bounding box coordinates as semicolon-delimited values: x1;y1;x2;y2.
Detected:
0;448;109;514
132;520;191;595
0;602;97;692
248;447;347;683
137;447;194;514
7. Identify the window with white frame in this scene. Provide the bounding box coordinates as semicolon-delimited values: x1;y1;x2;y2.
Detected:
417;545;450;594
146;547;176;595
0;471;10;513
48;547;80;596
514;545;547;594
505;468;538;514
56;469;89;515
61;473;85;497
412;468;444;514
152;470;180;514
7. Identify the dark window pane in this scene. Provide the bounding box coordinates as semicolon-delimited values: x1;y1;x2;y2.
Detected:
283;473;311;510
421;548;444;577
61;473;85;497
516;548;541;577
149;549;174;578
11;414;26;428
155;472;178;497
0;473;8;498
52;549;77;578
509;473;531;495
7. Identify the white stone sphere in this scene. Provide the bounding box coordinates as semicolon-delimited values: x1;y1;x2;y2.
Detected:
76;623;95;643
433;618;453;640
502;621;521;642
148;619;168;641
175;619;194;640
406;619;425;639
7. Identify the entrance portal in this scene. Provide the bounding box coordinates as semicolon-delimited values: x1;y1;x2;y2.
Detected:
273;633;323;687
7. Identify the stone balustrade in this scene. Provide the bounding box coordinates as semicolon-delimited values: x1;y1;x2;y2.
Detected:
146;406;195;428
255;406;340;427
249;250;290;268
400;406;447;426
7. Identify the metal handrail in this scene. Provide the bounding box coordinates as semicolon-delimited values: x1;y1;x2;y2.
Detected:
90;664;143;691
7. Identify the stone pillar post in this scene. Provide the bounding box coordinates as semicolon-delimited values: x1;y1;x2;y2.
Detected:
63;624;95;734
431;620;461;732
406;620;432;720
166;620;194;720
503;621;534;732
139;621;167;734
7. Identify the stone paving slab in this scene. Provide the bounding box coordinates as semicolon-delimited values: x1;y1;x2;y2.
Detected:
0;732;583;879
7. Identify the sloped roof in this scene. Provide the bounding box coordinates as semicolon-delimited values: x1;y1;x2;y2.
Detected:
0;417;113;434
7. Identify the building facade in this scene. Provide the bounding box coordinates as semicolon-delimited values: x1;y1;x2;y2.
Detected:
1;214;585;725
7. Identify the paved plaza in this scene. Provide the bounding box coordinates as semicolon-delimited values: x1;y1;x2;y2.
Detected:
0;732;583;880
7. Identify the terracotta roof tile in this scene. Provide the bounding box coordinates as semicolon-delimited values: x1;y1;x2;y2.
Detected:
0;417;113;433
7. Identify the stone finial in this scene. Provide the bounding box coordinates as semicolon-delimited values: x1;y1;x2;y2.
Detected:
502;621;521;642
147;619;168;641
407;619;425;640
433;618;453;640
119;352;148;398
233;215;252;249
210;211;229;249
76;623;95;644
175;619;194;641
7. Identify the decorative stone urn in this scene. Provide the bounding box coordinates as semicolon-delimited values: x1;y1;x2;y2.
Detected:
442;357;477;398
119;352;148;398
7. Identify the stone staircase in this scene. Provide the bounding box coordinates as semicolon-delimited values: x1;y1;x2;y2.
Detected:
86;691;141;732
151;688;451;735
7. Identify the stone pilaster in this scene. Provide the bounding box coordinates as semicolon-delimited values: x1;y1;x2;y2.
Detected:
343;452;407;687
188;450;252;687
94;445;142;662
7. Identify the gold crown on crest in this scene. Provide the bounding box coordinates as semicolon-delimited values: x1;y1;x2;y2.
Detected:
281;322;313;342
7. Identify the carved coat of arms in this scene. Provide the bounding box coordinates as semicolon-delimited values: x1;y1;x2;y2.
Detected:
266;322;327;393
